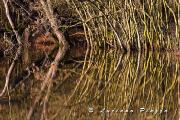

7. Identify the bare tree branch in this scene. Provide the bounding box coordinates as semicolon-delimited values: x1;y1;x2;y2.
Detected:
27;0;69;119
2;0;21;44
0;46;22;97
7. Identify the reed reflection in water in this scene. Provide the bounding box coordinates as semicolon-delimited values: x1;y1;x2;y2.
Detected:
64;50;179;120
0;49;179;120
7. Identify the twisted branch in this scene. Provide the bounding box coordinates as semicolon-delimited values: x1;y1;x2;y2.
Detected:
27;0;69;119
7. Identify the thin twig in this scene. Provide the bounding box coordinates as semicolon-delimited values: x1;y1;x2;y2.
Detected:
0;46;22;97
0;0;22;97
2;0;21;44
40;80;52;120
0;0;25;94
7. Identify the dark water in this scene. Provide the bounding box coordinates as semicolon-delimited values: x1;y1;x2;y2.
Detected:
0;47;179;120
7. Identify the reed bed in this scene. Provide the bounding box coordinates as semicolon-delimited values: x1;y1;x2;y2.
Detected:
0;0;179;51
0;1;180;119
63;0;180;51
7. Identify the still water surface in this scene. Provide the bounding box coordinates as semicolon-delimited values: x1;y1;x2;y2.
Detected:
0;48;179;120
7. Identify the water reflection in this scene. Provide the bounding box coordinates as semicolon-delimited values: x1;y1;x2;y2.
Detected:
0;48;179;120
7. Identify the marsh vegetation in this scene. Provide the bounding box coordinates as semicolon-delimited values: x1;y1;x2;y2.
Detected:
0;0;180;120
